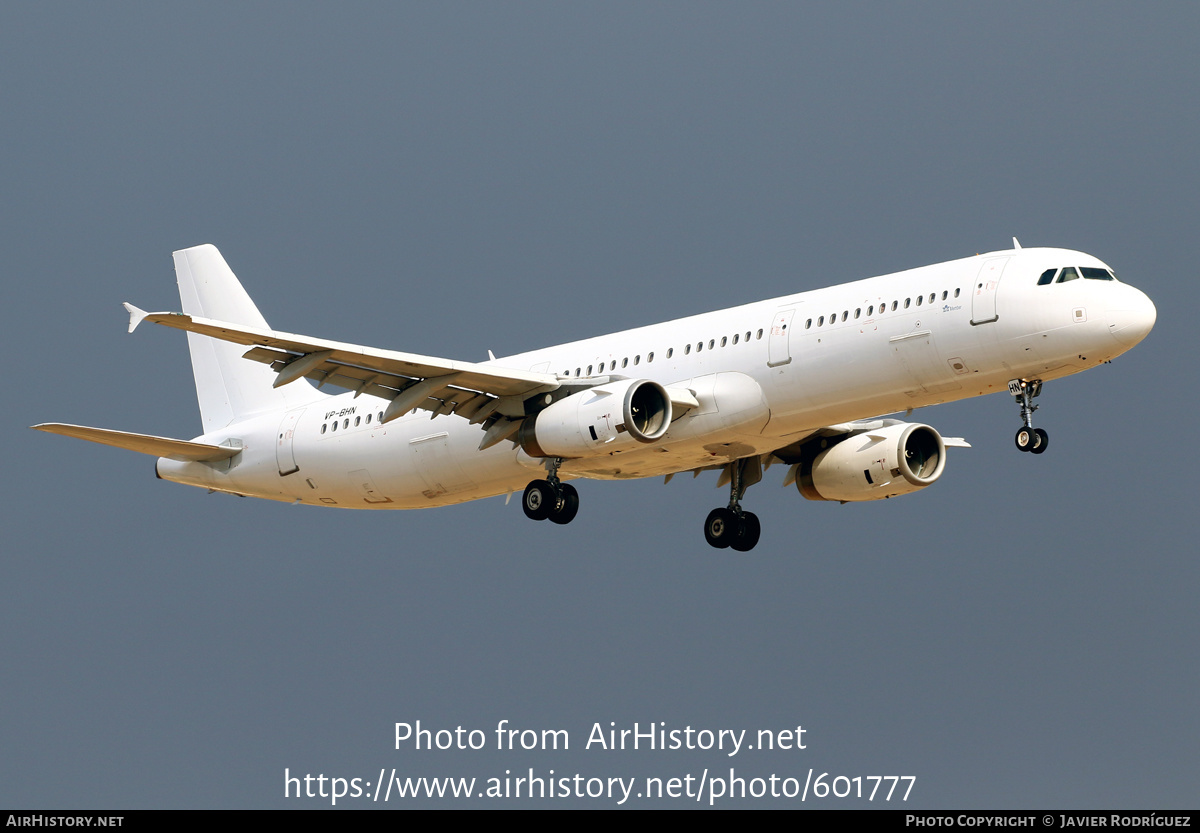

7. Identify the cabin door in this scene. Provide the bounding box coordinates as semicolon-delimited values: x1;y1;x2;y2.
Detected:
767;308;797;367
275;408;305;476
971;257;1009;325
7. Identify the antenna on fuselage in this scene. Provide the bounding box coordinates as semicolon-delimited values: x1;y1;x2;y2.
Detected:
1012;237;1022;249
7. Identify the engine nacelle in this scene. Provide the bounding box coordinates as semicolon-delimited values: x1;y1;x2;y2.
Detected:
518;379;672;459
798;423;947;502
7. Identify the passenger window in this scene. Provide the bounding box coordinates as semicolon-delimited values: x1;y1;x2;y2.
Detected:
1057;267;1079;283
648;352;654;362
745;331;751;341
733;333;740;343
331;421;337;432
841;311;848;322
954;288;960;298
621;358;628;368
929;293;935;303
817;315;824;326
756;329;763;339
666;348;673;358
575;368;581;376
708;339;715;350
805;319;812;330
587;365;593;375
916;295;923;306
366;414;372;424
696;342;703;353
868;305;874;316
892;300;899;310
721;337;727;347
904;298;911;309
355;416;361;427
343;419;349;429
634;355;640;365
321;424;327;434
854;308;861;319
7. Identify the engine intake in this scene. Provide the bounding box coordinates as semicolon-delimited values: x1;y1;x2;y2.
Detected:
519;379;672;459
798;422;947;502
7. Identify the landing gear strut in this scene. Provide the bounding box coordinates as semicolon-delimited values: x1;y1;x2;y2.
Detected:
703;457;762;552
522;458;579;525
1009;378;1049;455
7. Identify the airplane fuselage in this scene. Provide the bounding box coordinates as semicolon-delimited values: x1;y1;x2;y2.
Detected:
154;246;1155;510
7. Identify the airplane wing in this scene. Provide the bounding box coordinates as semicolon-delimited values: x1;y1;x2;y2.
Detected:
124;305;561;424
31;423;241;462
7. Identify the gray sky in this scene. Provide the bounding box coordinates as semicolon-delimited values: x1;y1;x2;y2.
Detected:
2;2;1196;808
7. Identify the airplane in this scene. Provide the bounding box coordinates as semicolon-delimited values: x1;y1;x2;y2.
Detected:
33;240;1156;551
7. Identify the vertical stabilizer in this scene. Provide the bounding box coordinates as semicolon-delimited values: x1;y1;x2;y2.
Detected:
173;245;324;432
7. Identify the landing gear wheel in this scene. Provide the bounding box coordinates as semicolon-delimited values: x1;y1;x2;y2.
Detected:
704;507;738;549
1030;428;1049;455
522;479;553;521
730;511;761;552
548;483;579;525
1015;427;1034;452
1009;378;1046;455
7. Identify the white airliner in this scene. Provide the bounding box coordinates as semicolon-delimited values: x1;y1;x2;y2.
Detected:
34;241;1155;550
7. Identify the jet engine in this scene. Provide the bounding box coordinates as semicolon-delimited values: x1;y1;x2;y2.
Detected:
797;423;947;502
518;379;672;459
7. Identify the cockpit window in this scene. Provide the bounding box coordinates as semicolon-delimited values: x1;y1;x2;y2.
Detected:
1056;267;1079;283
1080;267;1114;281
1037;269;1057;286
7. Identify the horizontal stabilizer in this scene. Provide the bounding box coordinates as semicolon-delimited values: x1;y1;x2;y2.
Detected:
31;423;241;462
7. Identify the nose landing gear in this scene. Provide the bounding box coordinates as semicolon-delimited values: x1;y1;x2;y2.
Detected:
703;457;762;552
522;458;580;525
1009;379;1049;454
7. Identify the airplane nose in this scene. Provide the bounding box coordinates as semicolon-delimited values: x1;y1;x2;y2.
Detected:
1108;287;1157;347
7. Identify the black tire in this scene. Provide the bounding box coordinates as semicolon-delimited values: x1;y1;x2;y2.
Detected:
548;483;580;525
1014;427;1034;452
704;507;738;549
730;512;761;552
1031;428;1049;455
522;480;553;521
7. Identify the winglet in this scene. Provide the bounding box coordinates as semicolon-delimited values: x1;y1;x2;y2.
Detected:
123;302;149;333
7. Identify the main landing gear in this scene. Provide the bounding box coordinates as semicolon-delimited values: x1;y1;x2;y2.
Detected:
1009;378;1049;455
704;457;762;552
522;458;579;525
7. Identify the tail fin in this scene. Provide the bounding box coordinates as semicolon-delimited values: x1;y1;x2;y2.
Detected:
173;244;325;432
